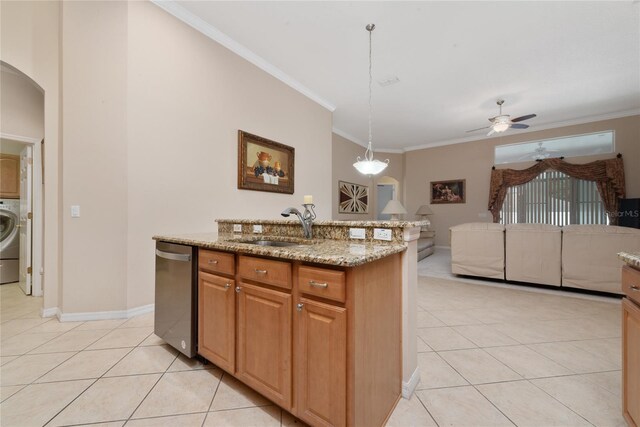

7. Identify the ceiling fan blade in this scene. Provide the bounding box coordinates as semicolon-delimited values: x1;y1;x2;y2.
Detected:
487;128;496;136
511;114;537;123
465;126;491;133
510;123;530;129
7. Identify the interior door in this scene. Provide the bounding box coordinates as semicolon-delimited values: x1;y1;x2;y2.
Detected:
19;146;32;295
376;184;395;220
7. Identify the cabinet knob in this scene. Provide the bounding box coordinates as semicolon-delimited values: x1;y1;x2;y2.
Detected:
224;283;231;289
296;303;304;312
235;286;241;293
631;285;639;292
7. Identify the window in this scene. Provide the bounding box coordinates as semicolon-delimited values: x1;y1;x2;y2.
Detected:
500;170;608;225
494;131;614;164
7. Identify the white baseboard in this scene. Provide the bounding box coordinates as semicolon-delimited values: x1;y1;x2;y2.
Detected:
49;304;155;322
402;367;420;398
41;306;60;318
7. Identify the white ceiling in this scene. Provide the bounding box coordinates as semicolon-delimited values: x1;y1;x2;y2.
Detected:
157;1;640;152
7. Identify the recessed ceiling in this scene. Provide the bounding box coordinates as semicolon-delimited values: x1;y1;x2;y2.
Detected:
157;1;640;151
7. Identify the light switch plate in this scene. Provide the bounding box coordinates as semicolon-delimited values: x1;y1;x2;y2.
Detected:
253;224;263;234
349;228;366;239
71;205;80;218
373;228;392;241
233;224;242;233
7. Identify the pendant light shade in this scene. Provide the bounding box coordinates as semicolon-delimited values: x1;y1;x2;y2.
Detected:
353;23;389;176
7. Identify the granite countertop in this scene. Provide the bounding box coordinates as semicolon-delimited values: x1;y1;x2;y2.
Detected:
215;218;429;228
153;232;407;267
619;251;640;269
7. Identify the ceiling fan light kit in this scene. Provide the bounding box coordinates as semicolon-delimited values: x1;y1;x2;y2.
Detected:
353;23;389;176
466;99;537;136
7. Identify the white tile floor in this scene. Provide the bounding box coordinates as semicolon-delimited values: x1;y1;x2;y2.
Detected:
1;250;626;426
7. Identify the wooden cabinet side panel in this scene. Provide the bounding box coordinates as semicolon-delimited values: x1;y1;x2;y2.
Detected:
0;154;20;198
198;272;235;374
236;282;292;409
296;297;347;427
347;253;402;427
623;298;640;427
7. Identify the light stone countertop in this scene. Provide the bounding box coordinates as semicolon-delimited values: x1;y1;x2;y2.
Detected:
152;232;407;267
619;251;640;269
215;218;429;228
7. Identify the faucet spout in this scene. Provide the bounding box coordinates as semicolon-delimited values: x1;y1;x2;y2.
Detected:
281;205;316;239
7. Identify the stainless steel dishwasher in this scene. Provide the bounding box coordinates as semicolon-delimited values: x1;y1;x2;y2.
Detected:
155;241;197;357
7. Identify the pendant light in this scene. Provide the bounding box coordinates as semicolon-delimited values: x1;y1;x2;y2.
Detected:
353;23;389;176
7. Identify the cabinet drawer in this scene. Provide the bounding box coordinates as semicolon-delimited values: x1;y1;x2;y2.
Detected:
199;249;235;276
623;265;640;305
298;266;346;303
238;255;291;290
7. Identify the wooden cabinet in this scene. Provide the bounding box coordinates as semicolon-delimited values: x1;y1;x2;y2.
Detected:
0;154;20;199
623;265;640;427
236;281;292;409
196;250;401;427
198;271;235;374
296;297;347;427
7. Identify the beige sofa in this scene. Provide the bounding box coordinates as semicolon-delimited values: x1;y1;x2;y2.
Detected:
505;223;562;287
450;223;505;280
562;225;640;294
450;222;640;294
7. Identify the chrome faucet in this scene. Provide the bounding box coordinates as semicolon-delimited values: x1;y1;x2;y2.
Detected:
281;204;316;239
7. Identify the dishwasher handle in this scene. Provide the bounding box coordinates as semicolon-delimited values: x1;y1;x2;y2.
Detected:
156;249;191;262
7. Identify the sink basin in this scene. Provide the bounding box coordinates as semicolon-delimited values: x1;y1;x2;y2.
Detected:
240;240;302;247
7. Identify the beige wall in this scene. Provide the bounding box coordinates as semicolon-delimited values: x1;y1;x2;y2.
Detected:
2;1;332;315
0;70;44;140
125;2;332;309
405;115;640;246
1;0;61;310
331;132;405;220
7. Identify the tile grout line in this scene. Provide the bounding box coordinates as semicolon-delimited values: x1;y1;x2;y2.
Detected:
201;370;225;427
524;379;598;426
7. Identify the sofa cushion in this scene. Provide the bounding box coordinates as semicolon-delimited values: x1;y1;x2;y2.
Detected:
562;224;640;293
450;222;505;279
505;223;562;286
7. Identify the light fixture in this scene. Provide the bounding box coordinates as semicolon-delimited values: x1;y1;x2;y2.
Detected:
492;119;510;133
353;23;389;176
381;199;407;221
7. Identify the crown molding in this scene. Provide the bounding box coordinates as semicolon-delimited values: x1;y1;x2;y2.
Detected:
151;1;336;112
0;132;41;144
332;127;404;154
404;108;640;152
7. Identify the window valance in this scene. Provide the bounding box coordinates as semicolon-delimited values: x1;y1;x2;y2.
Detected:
488;156;625;224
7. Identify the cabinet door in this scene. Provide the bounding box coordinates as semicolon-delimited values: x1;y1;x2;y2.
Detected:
236;282;292;409
198;271;235;374
296;297;347;427
0;154;20;199
623;298;640;427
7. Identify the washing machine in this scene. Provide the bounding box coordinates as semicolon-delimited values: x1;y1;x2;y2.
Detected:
0;199;20;284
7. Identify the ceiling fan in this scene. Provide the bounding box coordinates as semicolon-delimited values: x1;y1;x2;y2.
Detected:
466;100;537;136
516;142;561;161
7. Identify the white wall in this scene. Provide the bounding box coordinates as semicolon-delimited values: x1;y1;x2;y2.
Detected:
0;70;44;140
1;1;61;311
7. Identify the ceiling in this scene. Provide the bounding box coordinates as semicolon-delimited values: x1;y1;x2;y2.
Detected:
156;1;640;152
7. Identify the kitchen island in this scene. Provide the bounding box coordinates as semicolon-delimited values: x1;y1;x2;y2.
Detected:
154;219;426;427
619;251;640;427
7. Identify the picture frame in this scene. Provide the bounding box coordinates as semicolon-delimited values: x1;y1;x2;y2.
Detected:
237;130;295;194
430;179;465;204
338;181;369;214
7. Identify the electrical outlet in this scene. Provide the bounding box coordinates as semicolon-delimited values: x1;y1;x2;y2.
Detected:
71;205;80;218
252;224;263;234
233;224;242;233
349;228;366;239
373;228;392;241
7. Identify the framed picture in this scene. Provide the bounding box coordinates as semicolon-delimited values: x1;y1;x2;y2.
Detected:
430;179;465;204
338;181;369;214
237;130;294;194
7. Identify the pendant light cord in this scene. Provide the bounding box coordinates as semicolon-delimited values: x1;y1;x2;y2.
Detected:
365;24;374;161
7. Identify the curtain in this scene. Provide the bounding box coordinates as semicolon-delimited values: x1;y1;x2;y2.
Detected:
488;156;625;224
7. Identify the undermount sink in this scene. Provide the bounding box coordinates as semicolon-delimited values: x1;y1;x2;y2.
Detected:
240;239;303;247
